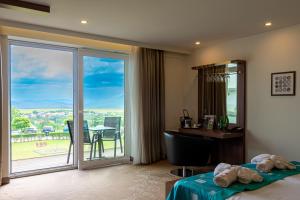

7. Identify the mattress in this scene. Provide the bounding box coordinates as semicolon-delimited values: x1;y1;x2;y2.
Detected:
188;174;300;200
228;174;300;200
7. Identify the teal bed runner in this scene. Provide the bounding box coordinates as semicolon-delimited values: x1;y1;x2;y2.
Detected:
167;161;300;200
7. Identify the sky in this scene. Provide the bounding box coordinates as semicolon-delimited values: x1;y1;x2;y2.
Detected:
11;45;124;109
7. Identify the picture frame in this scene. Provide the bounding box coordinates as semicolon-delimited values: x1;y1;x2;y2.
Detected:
203;115;215;129
271;71;296;96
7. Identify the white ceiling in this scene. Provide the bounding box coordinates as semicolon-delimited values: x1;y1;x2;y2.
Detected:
1;0;300;52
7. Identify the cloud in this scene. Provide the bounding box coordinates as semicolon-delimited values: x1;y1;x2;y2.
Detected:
10;45;125;109
11;45;73;80
11;46;125;81
83;56;124;75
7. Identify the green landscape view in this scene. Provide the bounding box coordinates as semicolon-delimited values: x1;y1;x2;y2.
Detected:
11;108;124;160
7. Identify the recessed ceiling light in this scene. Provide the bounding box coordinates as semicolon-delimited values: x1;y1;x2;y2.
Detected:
195;41;201;45
81;20;88;24
265;22;272;27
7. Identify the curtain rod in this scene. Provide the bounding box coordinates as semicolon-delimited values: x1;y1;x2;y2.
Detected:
191;59;245;70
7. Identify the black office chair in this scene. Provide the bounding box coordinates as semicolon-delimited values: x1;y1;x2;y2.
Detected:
164;131;213;177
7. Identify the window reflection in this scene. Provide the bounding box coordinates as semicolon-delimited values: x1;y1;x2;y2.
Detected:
226;65;238;124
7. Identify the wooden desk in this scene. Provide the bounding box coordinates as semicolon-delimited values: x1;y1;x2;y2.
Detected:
178;128;245;165
178;128;243;139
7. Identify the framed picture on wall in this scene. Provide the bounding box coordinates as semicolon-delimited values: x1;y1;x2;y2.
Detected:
271;71;296;96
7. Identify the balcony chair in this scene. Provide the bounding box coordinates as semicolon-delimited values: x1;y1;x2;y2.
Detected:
99;117;123;158
66;120;99;163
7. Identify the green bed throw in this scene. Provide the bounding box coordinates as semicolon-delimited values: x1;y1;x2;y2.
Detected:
167;161;300;200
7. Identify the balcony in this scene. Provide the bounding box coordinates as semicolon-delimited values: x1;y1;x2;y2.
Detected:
11;132;124;173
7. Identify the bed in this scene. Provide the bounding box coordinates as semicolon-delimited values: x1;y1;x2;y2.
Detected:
167;161;300;200
228;174;300;200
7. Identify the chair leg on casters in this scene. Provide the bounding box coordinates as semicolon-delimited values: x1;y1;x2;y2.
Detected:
182;166;186;178
169;166;193;177
67;142;72;164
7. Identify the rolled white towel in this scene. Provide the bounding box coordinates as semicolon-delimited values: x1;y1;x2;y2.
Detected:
237;167;252;184
231;165;242;173
214;163;232;176
213;168;238;188
237;167;263;184
270;155;296;170
256;159;274;172
251;171;264;183
251;154;272;164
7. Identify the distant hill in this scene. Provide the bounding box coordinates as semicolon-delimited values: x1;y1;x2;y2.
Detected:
11;99;73;109
11;99;124;109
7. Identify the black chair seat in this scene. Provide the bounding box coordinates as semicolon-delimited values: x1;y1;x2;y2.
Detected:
164;131;213;177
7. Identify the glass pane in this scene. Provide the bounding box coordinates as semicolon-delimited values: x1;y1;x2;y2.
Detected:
10;44;74;173
227;73;237;124
83;56;125;161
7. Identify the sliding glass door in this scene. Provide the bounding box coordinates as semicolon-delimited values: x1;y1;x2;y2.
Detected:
78;49;129;169
9;41;77;174
7;39;129;175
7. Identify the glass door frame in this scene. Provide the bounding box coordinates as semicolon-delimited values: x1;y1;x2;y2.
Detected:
77;48;130;170
2;37;131;176
7;39;78;177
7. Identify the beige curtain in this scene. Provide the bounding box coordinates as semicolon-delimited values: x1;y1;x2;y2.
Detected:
0;36;3;185
0;35;9;185
198;65;227;121
127;46;143;164
137;48;165;164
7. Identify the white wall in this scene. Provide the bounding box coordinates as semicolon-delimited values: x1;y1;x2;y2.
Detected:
164;52;188;130
186;24;300;161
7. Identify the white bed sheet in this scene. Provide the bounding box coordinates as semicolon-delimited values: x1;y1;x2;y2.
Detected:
227;174;300;200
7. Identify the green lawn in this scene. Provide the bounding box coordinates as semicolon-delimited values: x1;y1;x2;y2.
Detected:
12;139;123;160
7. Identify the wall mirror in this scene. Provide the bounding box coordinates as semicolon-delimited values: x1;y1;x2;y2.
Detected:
192;60;246;128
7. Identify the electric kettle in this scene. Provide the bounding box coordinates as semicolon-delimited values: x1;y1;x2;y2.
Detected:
180;109;192;128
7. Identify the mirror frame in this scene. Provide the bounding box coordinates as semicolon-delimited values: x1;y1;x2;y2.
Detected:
192;60;246;129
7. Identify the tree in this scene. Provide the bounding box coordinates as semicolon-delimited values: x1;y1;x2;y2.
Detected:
11;107;21;119
12;117;31;132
